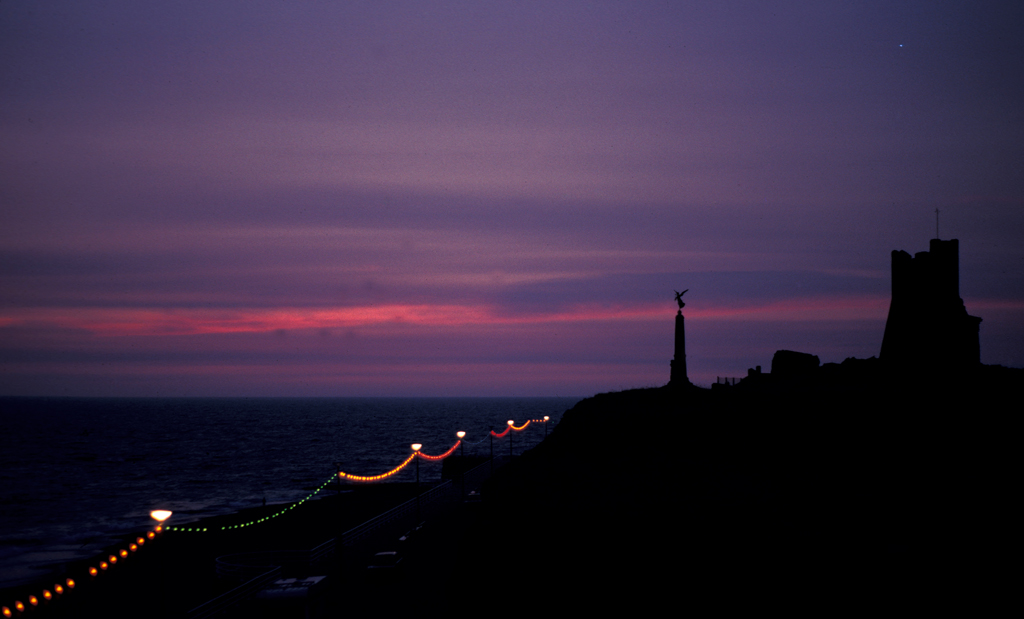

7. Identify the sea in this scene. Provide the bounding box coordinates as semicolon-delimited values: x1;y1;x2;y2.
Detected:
0;396;580;588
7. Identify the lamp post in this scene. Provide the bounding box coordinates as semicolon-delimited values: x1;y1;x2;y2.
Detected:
508;420;514;459
489;426;494;473
544;415;550;438
411;444;422;521
456;431;466;498
150;510;172;619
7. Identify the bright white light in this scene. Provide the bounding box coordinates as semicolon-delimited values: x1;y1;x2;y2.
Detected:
150;510;173;522
411;443;422;451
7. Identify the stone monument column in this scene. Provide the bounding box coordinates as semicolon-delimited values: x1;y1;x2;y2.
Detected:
670;290;689;385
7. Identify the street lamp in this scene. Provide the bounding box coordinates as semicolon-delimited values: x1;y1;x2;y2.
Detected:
544;415;550;438
508;420;514;458
456;431;466;497
411;444;422;484
149;510;172;619
411;444;422;521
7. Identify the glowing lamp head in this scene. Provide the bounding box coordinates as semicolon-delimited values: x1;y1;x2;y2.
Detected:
544;416;550;421
411;443;422;452
2;606;11;617
457;431;466;439
65;578;75;589
150;510;172;522
28;596;38;607
507;420;514;426
54;584;63;595
89;567;98;576
15;602;25;612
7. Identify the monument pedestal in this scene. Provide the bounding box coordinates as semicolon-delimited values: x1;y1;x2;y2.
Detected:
670;310;688;385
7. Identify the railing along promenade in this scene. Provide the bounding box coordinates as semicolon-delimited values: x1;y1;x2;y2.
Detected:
187;457;505;618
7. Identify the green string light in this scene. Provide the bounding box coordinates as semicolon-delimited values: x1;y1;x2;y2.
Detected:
166;477;335;532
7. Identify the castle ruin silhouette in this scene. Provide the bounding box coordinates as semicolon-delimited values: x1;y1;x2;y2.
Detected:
880;238;982;368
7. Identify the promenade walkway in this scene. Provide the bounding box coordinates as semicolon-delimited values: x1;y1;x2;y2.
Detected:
186;456;508;618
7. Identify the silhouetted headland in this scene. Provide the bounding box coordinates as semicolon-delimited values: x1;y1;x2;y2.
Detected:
454;237;1018;609
7;237;1017;615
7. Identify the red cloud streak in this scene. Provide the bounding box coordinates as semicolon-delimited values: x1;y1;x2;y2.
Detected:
0;295;911;338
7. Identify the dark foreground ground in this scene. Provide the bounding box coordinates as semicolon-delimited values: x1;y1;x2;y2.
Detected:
7;363;1020;615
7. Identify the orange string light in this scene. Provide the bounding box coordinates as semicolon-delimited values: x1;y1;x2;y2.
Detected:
417;440;460;461
3;524;161;615
511;420;531;431
338;453;417;481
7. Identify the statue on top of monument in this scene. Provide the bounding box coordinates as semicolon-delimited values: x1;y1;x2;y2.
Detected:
674;289;688;310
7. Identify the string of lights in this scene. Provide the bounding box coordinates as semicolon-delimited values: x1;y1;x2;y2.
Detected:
2;525;163;618
2;418;552;615
338;452;417;482
416;440;460;461
165;477;337;532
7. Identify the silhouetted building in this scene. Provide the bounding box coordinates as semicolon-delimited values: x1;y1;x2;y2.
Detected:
771;350;820;378
670;310;689;385
880;238;982;368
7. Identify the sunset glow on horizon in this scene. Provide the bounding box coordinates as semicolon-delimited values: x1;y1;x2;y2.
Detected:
2;1;1021;396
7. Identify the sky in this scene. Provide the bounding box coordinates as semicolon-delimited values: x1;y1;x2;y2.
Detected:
1;1;1022;396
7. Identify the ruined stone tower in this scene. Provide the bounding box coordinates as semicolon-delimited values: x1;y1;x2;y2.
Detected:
880;238;982;368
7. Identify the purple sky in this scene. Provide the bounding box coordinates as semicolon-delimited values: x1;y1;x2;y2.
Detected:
2;1;1022;396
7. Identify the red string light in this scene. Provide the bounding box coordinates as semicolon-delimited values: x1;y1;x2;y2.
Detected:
417;440;460;461
490;426;510;438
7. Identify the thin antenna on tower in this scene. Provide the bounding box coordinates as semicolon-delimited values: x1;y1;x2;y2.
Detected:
935;208;940;239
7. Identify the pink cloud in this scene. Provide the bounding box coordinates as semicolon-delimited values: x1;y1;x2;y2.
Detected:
0;294;896;339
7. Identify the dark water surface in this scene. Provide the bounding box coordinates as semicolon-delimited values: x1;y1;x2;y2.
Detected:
0;397;579;587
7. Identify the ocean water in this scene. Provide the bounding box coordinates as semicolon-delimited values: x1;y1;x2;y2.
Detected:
0;397;579;588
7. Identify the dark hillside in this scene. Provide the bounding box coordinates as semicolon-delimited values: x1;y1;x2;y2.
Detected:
453;365;1020;609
